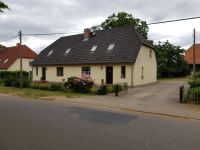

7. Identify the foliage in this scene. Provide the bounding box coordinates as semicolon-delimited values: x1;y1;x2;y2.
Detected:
0;44;6;48
31;82;64;91
65;76;94;93
0;71;30;88
91;12;149;39
155;41;190;77
97;85;108;95
188;80;200;88
186;88;200;103
0;1;9;13
191;72;200;80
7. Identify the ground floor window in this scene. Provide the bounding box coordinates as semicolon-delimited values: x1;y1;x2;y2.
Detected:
57;67;64;76
121;66;126;78
141;66;144;79
36;67;38;76
82;67;90;76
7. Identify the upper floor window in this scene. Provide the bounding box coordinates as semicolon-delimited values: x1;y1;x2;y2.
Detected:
149;50;152;58
57;67;64;76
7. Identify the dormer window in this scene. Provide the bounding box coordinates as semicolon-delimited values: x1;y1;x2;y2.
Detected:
90;45;97;52
4;59;8;64
65;48;71;55
48;50;54;56
107;43;115;51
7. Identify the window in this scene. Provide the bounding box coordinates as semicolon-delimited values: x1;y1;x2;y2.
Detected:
107;43;115;51
121;66;126;78
82;67;90;75
65;48;71;55
90;45;97;52
48;50;54;56
141;66;144;80
57;67;64;76
36;67;38;76
4;59;8;64
149;50;152;58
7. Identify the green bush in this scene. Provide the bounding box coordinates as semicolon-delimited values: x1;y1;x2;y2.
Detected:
188;79;200;88
192;72;200;80
0;71;30;88
50;83;64;91
97;85;108;95
186;88;200;102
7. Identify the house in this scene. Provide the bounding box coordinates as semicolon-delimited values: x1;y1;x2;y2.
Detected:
0;44;37;72
184;44;200;71
32;26;157;87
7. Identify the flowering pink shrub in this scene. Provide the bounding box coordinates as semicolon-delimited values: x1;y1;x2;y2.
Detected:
64;76;94;93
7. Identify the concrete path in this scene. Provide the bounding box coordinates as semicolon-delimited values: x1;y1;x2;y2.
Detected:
63;80;200;120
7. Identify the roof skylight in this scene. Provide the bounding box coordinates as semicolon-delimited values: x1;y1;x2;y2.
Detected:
65;48;71;55
90;45;98;52
48;50;54;56
4;59;8;64
107;43;115;51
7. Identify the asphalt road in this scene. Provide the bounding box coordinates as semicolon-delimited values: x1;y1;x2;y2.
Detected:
0;95;200;150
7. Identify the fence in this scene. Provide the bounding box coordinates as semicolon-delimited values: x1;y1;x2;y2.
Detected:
179;82;200;104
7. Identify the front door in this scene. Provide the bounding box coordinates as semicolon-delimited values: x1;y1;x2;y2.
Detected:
41;67;46;80
106;66;113;84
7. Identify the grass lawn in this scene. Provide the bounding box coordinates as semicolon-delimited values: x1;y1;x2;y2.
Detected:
0;86;92;100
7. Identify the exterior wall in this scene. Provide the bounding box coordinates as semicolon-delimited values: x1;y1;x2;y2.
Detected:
133;46;157;86
32;65;132;86
7;58;33;72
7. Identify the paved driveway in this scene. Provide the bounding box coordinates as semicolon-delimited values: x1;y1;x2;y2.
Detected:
64;80;200;119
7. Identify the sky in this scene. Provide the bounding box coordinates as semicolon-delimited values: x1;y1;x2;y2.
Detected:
1;0;200;53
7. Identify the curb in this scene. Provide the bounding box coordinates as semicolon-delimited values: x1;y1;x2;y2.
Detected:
62;100;200;122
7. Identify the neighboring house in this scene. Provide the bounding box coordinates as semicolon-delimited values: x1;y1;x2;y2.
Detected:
32;26;157;87
0;44;37;72
185;44;200;71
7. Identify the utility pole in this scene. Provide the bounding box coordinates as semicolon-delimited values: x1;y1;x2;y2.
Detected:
18;30;23;88
193;28;196;73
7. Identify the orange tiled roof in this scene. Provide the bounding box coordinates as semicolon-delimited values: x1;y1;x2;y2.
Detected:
184;44;200;64
0;45;37;69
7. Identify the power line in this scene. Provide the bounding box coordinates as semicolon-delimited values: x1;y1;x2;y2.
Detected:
23;32;66;36
0;35;18;42
23;31;82;36
148;16;200;25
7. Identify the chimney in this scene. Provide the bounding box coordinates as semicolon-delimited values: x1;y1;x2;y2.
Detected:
16;43;21;47
84;28;92;41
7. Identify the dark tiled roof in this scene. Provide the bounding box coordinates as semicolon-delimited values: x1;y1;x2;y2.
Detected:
0;45;37;69
32;26;154;66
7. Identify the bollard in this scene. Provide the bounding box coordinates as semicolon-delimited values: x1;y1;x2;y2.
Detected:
115;84;119;96
179;85;184;103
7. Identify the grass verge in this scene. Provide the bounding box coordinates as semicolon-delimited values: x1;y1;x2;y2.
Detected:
0;86;91;100
158;77;189;81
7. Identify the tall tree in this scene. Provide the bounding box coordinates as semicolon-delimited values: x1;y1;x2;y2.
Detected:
155;41;190;77
91;12;149;39
0;1;9;13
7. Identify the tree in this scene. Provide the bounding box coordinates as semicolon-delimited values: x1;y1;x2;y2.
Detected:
155;41;190;77
0;1;9;13
0;44;5;48
91;12;149;39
